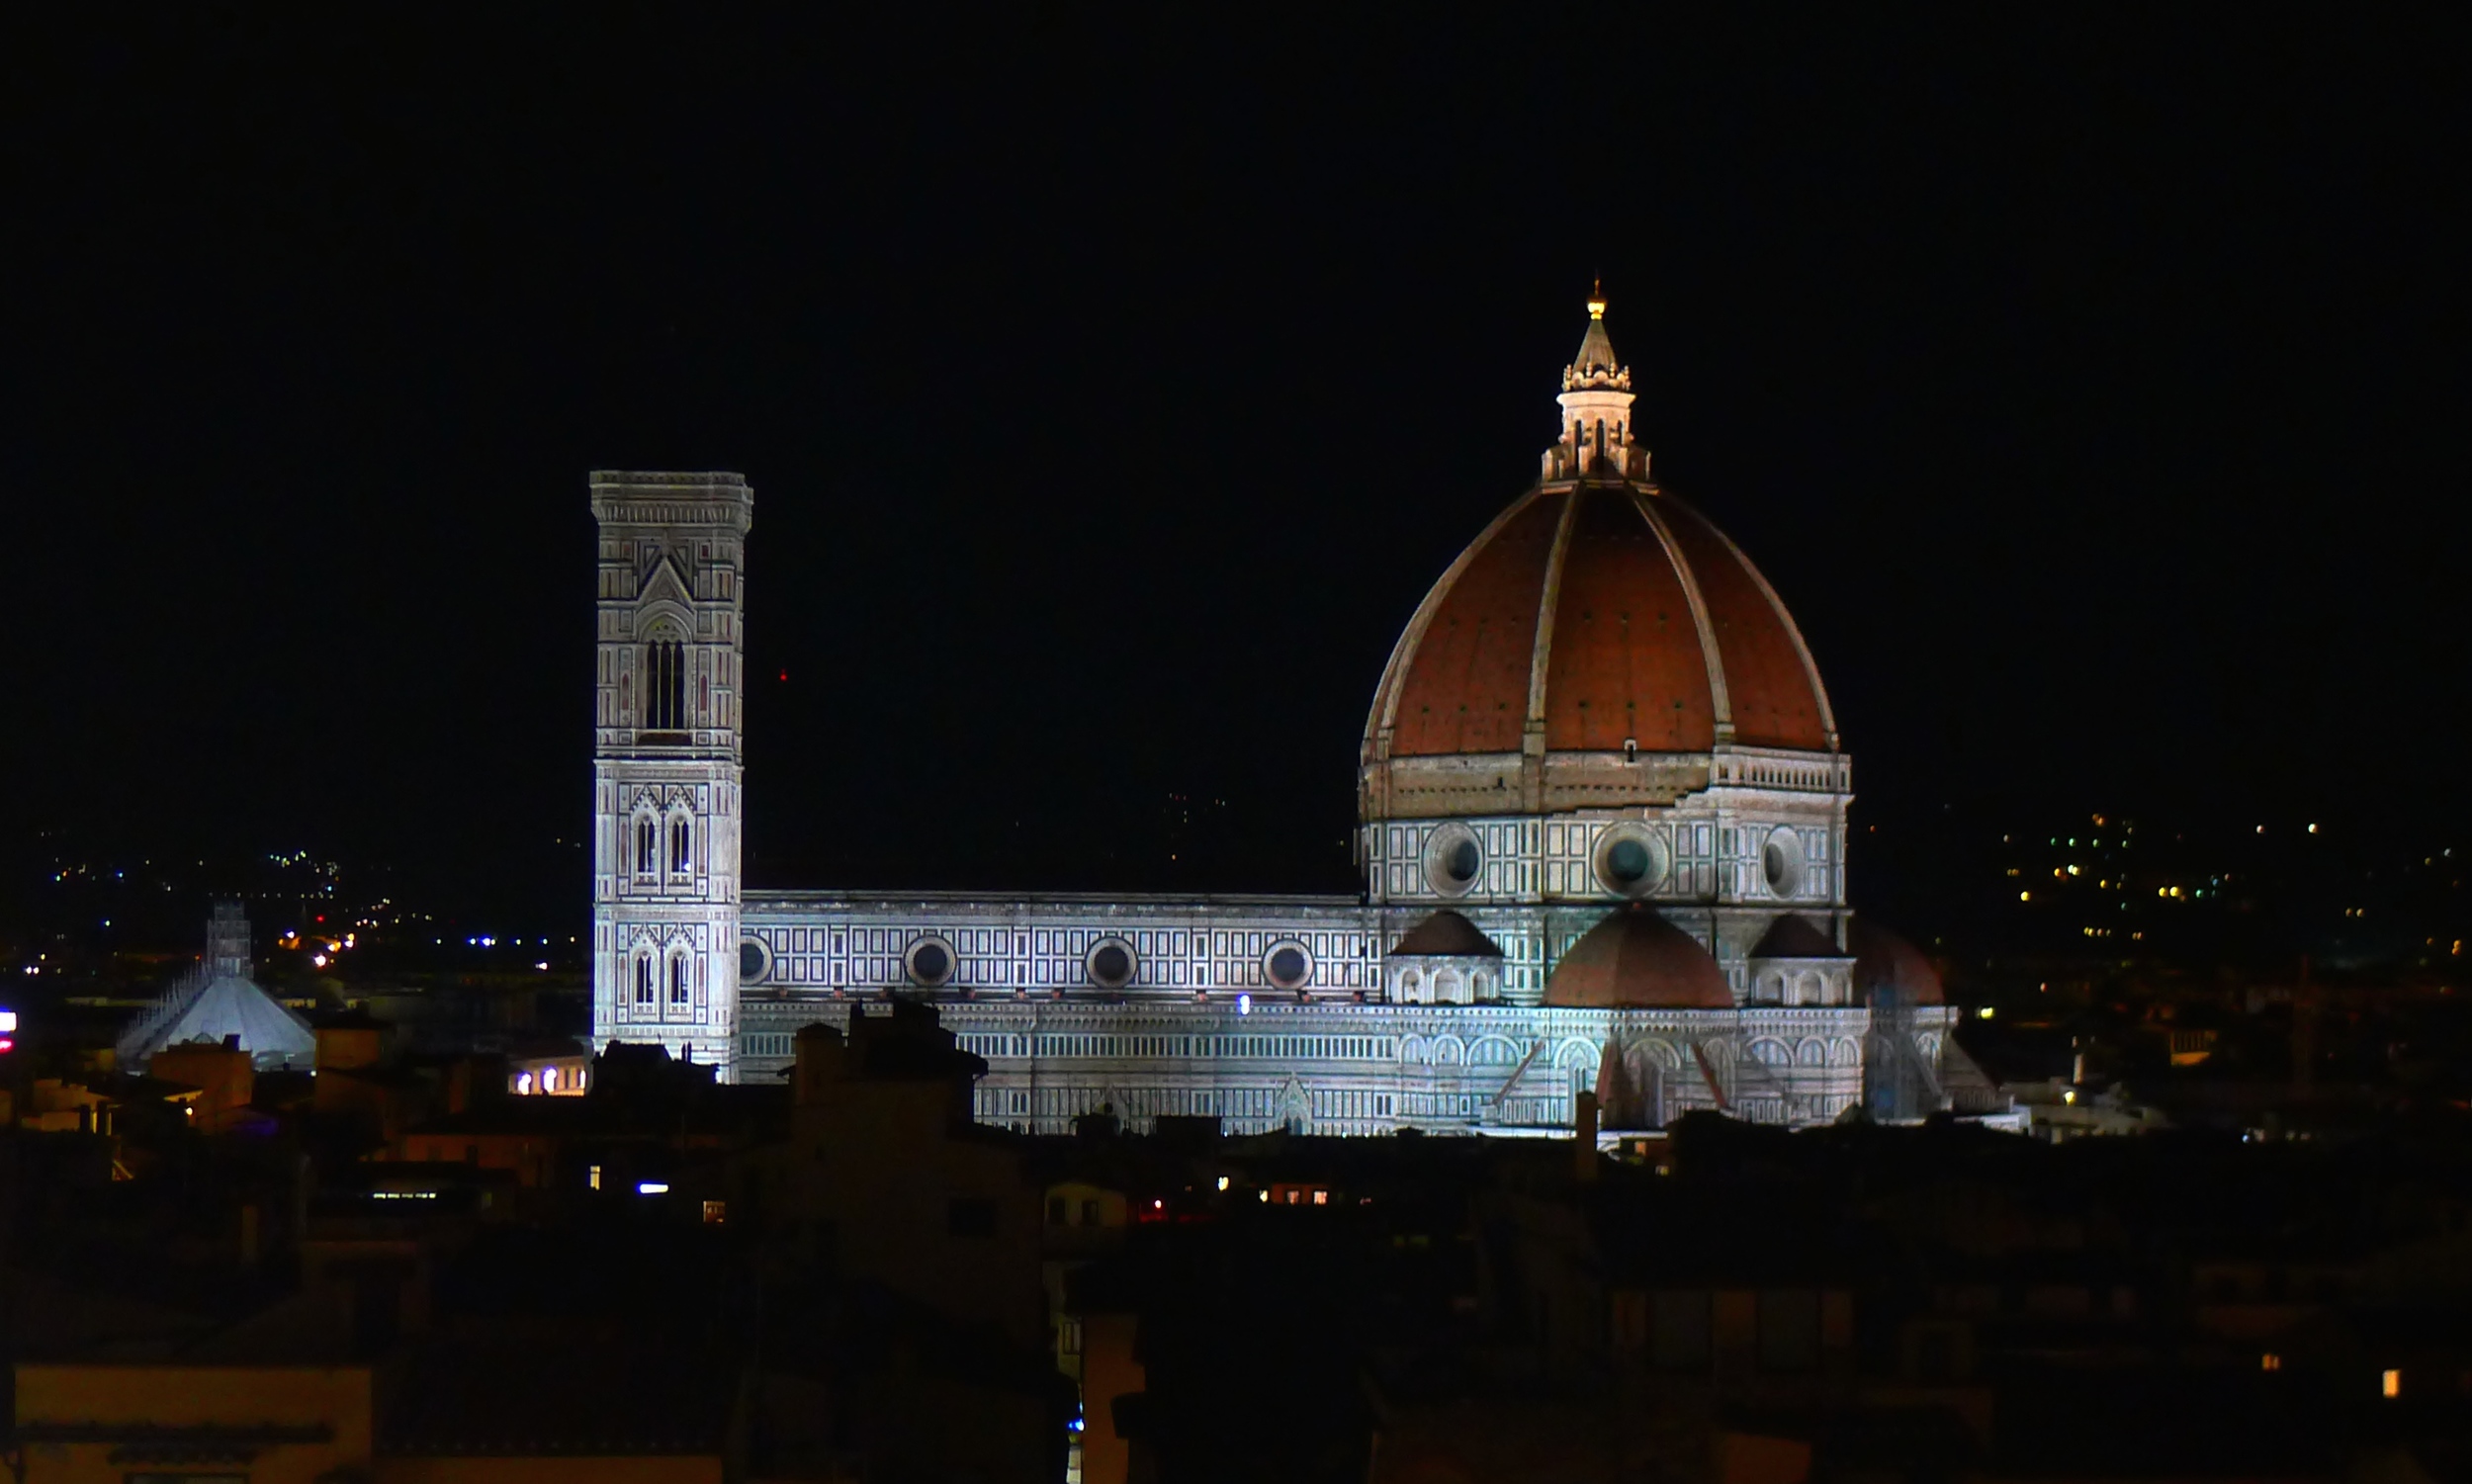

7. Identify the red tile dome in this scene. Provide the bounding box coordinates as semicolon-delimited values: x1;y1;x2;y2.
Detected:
1544;905;1734;1009
1366;483;1834;759
1363;299;1835;775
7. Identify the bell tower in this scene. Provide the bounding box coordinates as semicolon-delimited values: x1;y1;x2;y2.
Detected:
589;471;753;1075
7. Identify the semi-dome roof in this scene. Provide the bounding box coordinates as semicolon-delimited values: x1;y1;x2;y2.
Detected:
1750;913;1843;959
1364;299;1835;764
1389;909;1504;958
1544;905;1734;1009
1850;918;1944;1006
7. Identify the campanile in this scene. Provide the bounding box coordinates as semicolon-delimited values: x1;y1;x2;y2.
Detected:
588;471;752;1074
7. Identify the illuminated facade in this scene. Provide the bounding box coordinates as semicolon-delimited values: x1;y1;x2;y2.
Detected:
592;300;1959;1132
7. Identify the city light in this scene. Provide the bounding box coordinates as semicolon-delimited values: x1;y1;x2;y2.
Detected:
637;1181;669;1195
1216;1176;1230;1190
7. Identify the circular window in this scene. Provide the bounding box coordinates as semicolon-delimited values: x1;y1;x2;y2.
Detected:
1593;824;1670;898
1762;829;1807;900
738;938;768;985
1424;824;1485;898
1265;941;1312;992
904;935;956;988
1086;936;1136;991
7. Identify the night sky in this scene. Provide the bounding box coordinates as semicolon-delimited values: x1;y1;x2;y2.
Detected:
8;12;2465;920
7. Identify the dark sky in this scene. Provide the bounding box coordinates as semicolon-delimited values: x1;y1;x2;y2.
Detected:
7;11;2466;918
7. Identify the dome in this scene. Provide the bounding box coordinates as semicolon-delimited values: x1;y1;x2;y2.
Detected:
1363;299;1835;778
1750;913;1842;959
1850;919;1944;1006
1545;905;1734;1009
1389;910;1504;957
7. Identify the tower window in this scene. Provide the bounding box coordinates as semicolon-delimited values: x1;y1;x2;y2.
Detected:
635;956;654;1004
670;955;691;1004
645;637;687;729
636;817;658;874
670;815;692;873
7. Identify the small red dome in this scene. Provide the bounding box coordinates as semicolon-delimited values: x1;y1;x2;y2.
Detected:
1850;919;1944;1006
1389;910;1504;957
1545;906;1734;1009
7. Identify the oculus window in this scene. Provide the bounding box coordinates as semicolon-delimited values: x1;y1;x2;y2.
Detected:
1594;824;1669;898
1423;823;1485;898
905;936;956;988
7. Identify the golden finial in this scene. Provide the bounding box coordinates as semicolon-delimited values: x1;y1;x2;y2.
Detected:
1587;277;1607;320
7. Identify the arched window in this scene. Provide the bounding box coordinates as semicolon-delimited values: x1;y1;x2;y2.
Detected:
669;954;691;1004
644;630;687;730
634;956;654;1004
670;813;692;874
636;816;658;874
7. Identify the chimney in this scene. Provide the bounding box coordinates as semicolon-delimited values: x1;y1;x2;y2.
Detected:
1573;1090;1600;1184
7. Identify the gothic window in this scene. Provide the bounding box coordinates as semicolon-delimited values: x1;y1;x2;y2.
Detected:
644;630;687;730
670;813;692;874
670;954;691;1004
635;956;654;1004
636;816;658;875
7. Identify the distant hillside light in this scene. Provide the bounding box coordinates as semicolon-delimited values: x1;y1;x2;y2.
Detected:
2383;1369;2402;1398
637;1181;669;1195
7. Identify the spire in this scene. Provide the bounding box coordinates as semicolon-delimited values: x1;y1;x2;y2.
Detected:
1545;285;1648;481
1566;278;1628;391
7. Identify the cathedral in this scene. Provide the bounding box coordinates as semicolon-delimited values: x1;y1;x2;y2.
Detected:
587;294;1959;1135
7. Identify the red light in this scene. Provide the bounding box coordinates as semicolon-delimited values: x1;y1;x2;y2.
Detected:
0;1038;14;1054
778;670;788;682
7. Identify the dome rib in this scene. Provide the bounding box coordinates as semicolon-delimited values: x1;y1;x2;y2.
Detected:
1685;504;1840;750
1521;486;1586;737
1626;488;1736;742
1655;498;1832;751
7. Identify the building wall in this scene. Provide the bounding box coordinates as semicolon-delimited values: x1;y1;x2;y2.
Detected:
741;996;1914;1134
